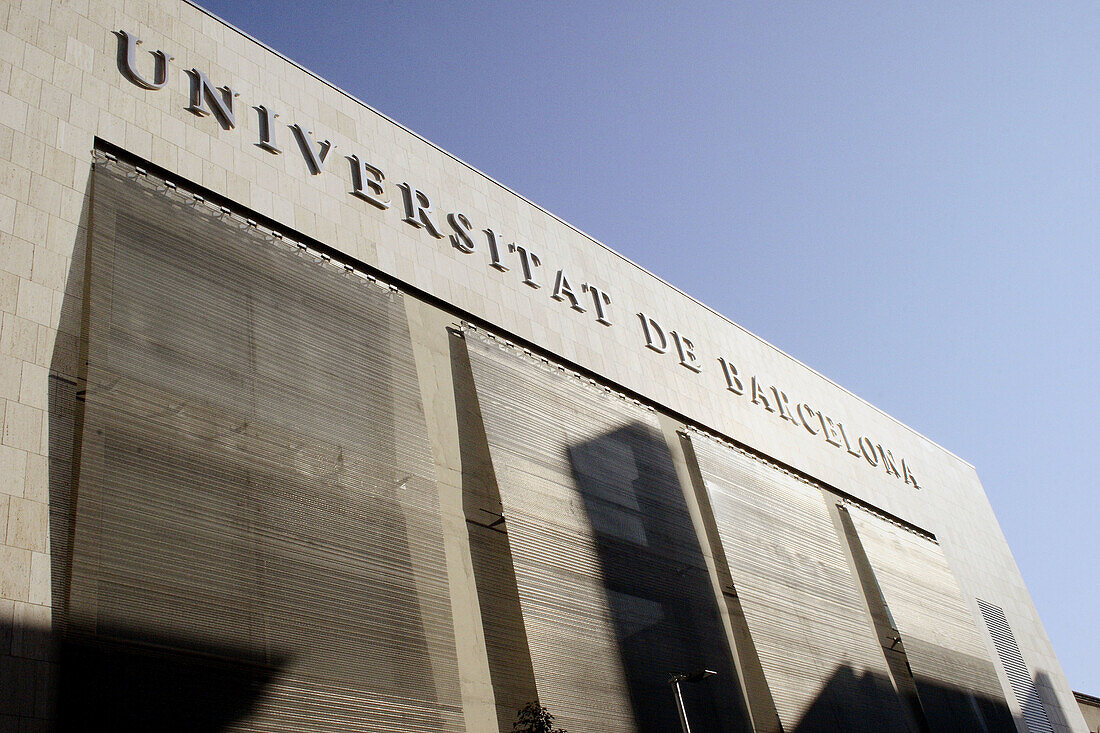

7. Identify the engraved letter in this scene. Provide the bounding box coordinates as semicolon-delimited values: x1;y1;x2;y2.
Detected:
400;184;445;238
118;31;172;90
509;244;542;288
290;124;334;175
582;283;613;325
770;387;796;423
671;332;702;373
717;358;744;395
447;213;476;253
797;403;819;434
876;444;901;477
255;106;281;153
836;422;863;458
751;377;775;413
552;270;585;311
818;413;843;448
858;437;880;466
484;229;509;271
187;68;237;129
348;155;389;209
638;313;668;353
902;459;920;489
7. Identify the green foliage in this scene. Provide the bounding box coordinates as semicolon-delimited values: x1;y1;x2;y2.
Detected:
511;701;566;733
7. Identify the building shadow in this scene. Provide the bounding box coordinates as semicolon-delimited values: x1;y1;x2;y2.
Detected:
1;615;283;732
1031;671;1072;732
17;160;293;732
568;423;752;733
790;666;1017;733
59;628;285;732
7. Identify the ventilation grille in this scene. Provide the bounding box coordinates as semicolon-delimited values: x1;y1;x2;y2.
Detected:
66;157;463;732
977;599;1055;733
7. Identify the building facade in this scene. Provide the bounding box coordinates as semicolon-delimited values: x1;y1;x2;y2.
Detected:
0;1;1087;731
1075;692;1100;733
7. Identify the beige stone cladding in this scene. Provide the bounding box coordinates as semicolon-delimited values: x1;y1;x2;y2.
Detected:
0;0;1086;730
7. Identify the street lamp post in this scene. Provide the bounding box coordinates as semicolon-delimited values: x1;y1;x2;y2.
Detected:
668;669;717;733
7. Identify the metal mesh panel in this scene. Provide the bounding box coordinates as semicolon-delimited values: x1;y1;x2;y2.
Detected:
688;434;910;733
977;599;1055;733
464;334;750;733
65;158;463;732
844;505;1016;732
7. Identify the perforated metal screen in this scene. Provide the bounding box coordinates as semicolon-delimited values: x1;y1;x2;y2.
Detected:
65;157;464;732
688;434;911;733
844;505;1015;732
464;333;750;733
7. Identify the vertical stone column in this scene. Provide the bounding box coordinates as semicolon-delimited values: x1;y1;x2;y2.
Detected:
405;299;499;733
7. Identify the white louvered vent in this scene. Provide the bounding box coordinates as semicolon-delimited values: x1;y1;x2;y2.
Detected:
977;599;1055;733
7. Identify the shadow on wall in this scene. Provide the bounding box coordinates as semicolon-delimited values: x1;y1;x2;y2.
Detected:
10;163;291;732
57;629;283;733
790;666;1018;733
66;628;284;732
38;373;289;733
0;616;284;732
449;333;541;733
21;158;452;732
568;423;752;733
1032;671;1074;732
564;425;1028;733
9;162;1079;733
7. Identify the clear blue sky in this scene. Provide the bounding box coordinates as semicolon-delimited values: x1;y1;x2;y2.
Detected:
192;1;1099;694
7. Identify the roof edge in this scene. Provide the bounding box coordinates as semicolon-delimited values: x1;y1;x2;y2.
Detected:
181;0;975;470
